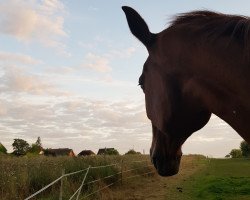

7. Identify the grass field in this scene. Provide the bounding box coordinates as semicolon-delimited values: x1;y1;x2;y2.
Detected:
182;158;250;200
1;154;250;199
106;156;250;200
0;154;153;200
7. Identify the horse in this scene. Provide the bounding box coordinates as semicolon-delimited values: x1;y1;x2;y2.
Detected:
122;6;250;176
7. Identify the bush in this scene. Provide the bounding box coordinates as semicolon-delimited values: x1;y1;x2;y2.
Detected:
240;140;250;157
0;143;7;154
125;149;141;155
28;144;41;154
229;149;242;158
105;148;119;155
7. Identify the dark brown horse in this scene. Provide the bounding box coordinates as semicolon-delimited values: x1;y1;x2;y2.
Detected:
122;6;250;176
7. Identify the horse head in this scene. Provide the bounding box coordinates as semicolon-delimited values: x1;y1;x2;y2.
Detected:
122;6;211;176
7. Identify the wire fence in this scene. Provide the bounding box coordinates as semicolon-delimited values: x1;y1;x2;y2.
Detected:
24;158;155;200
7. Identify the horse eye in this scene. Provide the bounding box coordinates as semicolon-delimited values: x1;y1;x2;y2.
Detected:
138;75;145;90
138;83;144;90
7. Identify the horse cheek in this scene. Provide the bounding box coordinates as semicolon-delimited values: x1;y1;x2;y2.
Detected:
145;85;170;134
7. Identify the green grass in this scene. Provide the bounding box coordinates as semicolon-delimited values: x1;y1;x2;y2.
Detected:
180;158;250;200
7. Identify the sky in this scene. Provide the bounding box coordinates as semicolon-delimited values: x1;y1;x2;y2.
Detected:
0;0;249;157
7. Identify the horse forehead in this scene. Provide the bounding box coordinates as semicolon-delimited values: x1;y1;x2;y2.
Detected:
144;53;175;77
143;56;164;75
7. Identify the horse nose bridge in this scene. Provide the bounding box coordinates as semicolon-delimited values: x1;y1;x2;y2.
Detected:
151;125;183;159
151;128;172;157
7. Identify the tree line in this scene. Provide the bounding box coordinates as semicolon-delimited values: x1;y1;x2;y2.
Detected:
226;140;250;158
0;137;42;156
0;137;142;156
3;137;248;158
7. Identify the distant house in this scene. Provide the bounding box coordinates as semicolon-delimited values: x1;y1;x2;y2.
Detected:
43;148;75;157
97;148;119;155
78;150;95;157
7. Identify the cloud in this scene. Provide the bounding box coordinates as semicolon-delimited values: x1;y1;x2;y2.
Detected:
83;53;112;73
0;0;67;54
0;96;151;153
107;47;136;59
189;136;224;142
40;0;65;14
0;65;69;96
0;52;71;96
81;47;136;74
0;51;42;65
2;66;51;94
88;6;99;12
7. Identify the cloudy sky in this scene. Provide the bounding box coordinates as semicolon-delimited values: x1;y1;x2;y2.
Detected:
0;0;249;157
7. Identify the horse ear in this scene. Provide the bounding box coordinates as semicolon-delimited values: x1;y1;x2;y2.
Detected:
122;6;155;47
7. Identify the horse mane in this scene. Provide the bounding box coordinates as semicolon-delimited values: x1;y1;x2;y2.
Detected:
170;10;250;51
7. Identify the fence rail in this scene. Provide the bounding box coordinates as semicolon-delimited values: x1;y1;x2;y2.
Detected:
25;158;155;200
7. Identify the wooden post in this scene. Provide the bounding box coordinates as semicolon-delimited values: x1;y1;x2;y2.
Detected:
59;169;65;200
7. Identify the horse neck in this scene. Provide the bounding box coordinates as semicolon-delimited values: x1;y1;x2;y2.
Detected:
186;58;250;142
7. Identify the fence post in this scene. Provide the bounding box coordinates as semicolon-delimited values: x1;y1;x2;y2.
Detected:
120;159;124;185
76;165;91;200
59;169;65;200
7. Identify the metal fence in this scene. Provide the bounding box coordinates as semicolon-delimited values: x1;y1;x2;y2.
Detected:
24;159;155;200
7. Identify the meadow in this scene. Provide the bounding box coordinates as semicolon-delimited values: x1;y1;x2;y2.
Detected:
181;158;250;200
1;154;250;200
0;154;153;200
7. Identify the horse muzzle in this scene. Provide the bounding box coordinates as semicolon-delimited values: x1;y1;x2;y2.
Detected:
150;125;183;176
151;153;181;176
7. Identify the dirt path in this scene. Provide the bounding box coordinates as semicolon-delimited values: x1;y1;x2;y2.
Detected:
100;155;206;200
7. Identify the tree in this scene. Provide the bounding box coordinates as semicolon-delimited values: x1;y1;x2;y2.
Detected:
35;137;42;148
106;148;119;155
0;143;7;154
240;140;250;157
29;144;41;154
28;137;42;154
229;149;242;158
12;139;30;156
125;149;141;155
